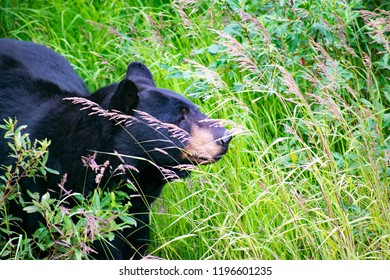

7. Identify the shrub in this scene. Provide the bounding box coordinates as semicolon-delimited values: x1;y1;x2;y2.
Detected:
0;119;135;259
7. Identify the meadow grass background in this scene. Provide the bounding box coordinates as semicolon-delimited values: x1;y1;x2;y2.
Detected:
0;0;389;259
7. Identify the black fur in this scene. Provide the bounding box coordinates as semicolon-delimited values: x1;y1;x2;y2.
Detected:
0;39;232;259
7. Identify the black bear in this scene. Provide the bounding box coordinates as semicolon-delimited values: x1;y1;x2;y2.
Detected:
0;38;232;259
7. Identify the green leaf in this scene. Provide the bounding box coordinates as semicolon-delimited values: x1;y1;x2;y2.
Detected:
107;232;116;242
207;44;224;55
193;47;206;55
119;214;136;226
41;192;50;202
23;205;40;213
226;0;240;11
45;167;59;175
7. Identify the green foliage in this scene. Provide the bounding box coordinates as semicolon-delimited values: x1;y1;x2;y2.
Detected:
0;119;135;259
0;0;389;259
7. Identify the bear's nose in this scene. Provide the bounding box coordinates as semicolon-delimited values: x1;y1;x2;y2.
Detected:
218;130;233;147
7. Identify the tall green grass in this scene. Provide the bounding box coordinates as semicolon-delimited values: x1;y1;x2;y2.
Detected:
1;0;389;259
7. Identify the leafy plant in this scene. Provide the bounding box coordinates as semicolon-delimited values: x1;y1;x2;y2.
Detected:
0;119;135;259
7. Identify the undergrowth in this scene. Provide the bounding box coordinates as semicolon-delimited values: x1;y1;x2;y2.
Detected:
0;119;135;259
0;0;389;259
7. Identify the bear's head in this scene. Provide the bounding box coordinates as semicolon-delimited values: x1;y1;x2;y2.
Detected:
103;62;232;177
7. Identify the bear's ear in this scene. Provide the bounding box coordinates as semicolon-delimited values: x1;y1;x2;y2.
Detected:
109;79;139;114
126;62;155;87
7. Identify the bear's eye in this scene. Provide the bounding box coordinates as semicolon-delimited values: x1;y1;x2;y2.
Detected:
177;107;189;124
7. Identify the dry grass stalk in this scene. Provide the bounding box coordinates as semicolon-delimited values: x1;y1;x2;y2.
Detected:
213;30;260;75
183;59;228;91
238;9;271;47
64;97;139;127
359;9;390;53
146;14;164;47
173;0;198;30
309;91;343;123
65;97;189;143
334;15;358;57
310;40;341;93
133;110;189;142
277;65;306;105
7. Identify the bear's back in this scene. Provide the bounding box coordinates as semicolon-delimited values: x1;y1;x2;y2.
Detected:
0;38;88;96
0;39;88;163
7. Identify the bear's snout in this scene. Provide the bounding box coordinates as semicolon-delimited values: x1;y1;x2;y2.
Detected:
217;130;233;148
182;122;232;165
